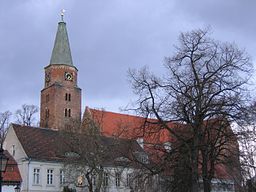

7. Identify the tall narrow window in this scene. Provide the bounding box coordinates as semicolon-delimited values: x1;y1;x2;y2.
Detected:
115;172;121;187
103;172;109;186
46;94;50;102
60;169;64;185
68;109;71;117
47;169;54;185
65;93;71;101
33;168;40;184
45;108;49;118
12;145;15;156
65;109;71;117
126;174;132;187
92;175;96;186
65;109;68;117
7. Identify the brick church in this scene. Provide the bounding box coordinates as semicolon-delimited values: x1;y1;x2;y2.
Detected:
3;17;151;192
40;19;81;130
3;15;239;192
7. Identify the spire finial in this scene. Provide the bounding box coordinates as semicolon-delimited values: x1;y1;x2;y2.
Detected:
60;9;66;22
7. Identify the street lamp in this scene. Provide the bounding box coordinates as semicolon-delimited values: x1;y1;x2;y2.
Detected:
0;147;8;192
14;185;21;192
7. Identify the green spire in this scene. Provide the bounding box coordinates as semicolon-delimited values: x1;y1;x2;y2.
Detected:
50;21;73;66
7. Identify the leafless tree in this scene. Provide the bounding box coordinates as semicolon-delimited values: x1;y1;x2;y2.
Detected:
15;104;39;126
128;29;252;192
59;111;116;192
0;111;12;144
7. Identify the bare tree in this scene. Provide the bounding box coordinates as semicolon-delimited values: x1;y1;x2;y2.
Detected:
0;111;12;144
59;111;117;192
15;104;39;126
128;29;252;192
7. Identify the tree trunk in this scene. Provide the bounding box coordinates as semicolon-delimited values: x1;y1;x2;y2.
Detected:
203;178;211;192
191;136;199;192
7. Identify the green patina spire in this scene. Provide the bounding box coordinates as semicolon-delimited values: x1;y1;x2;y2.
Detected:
50;16;73;66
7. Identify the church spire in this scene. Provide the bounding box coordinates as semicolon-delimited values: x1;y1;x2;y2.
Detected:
50;11;73;66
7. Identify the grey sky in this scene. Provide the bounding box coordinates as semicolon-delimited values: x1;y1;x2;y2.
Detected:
0;0;256;116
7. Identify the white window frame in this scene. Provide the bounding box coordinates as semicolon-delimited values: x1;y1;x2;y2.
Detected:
103;172;109;186
47;169;54;185
115;172;121;187
60;169;65;185
33;168;41;185
126;173;132;187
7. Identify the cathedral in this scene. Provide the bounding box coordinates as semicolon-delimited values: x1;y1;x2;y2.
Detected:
3;17;150;192
3;16;239;192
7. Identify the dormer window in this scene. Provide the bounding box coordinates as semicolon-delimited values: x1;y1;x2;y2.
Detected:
134;151;149;164
163;142;172;152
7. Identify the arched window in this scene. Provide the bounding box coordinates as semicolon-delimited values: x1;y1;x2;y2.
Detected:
65;108;68;117
65;108;71;117
68;109;71;117
46;94;49;102
45;108;49;118
65;93;71;101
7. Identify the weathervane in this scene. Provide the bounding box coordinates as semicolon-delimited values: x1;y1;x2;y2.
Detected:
60;9;66;21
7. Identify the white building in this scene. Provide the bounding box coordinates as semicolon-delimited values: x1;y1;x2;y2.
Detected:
4;123;149;192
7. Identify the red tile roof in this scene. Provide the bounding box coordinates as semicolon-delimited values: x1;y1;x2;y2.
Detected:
84;107;238;181
3;150;22;185
86;107;172;144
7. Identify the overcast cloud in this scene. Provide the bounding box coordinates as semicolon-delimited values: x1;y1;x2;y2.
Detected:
0;0;256;118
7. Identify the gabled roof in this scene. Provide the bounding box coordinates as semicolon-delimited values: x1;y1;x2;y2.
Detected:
12;124;61;162
83;107;172;143
3;150;22;185
11;123;143;165
83;108;238;180
50;21;73;66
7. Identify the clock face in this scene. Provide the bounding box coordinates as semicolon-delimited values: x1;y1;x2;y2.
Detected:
65;72;73;81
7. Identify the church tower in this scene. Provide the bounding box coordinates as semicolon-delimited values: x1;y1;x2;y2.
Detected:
40;17;81;130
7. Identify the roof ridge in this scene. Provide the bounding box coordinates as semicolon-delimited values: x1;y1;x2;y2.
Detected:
87;107;151;120
11;123;58;132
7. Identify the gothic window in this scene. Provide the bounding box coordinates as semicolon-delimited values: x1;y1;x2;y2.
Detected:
68;109;71;117
65;109;71;117
45;108;49;118
65;93;71;101
46;94;49;102
65;109;68;117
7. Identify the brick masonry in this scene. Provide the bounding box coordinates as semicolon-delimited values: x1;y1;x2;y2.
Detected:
40;64;81;130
